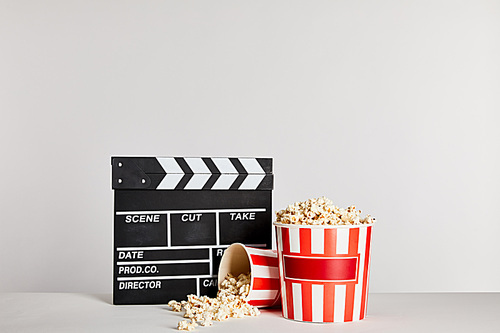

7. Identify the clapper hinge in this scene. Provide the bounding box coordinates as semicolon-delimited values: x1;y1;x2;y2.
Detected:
111;157;151;189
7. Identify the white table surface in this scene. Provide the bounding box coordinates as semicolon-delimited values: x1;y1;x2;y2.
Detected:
1;293;499;332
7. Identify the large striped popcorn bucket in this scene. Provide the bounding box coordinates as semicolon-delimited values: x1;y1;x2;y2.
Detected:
218;243;281;307
274;223;373;322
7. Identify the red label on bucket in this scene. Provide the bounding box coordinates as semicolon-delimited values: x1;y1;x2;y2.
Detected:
283;255;358;282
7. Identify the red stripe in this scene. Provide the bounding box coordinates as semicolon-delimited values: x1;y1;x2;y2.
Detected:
252;277;280;290
281;227;290;255
360;226;372;319
321;229;336;322
301;282;312;321
323;283;334;322
344;283;356;321
344;228;359;321
299;228;311;256
248;299;274;307
250;254;278;267
348;228;360;255
324;228;337;256
286;280;294;320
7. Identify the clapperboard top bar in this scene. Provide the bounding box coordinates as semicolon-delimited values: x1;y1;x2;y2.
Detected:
111;157;273;190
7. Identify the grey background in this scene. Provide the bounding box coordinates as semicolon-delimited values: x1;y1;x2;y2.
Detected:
1;0;499;293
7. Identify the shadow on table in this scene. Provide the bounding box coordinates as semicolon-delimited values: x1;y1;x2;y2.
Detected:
82;294;287;316
262;307;282;315
84;293;113;305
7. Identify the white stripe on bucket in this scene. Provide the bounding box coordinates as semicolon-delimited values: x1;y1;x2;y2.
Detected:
292;283;303;321
311;284;324;322
277;227;283;252
247;248;277;257
249;289;278;300
353;226;367;321
289;228;300;253
311;229;324;254
336;228;350;254
277;228;287;318
334;284;346;322
252;265;280;279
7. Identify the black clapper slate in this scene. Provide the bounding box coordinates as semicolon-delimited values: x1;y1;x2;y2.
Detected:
111;157;273;305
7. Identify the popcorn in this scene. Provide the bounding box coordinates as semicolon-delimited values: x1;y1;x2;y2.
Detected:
168;300;183;312
177;319;197;331
199;313;213;326
275;197;376;226
169;272;260;331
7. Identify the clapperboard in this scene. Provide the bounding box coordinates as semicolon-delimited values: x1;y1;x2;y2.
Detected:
111;157;273;305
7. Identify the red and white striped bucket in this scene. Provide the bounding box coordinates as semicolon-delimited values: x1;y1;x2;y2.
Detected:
218;243;280;308
274;223;373;322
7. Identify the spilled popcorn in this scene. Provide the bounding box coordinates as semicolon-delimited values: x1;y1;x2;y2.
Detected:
168;272;260;331
275;197;376;225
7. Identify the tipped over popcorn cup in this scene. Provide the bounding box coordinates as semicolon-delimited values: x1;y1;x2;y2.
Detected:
218;243;281;308
274;197;375;323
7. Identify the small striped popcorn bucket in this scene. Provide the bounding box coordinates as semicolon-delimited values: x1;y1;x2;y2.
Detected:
218;243;280;307
274;223;373;322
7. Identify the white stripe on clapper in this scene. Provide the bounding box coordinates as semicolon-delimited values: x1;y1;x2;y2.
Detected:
209;247;213;276
118;275;213;281
239;174;265;190
211;158;237;174
184;157;210;174
117;259;209;265
116;208;266;216
212;174;238;190
238;158;265;174
353;226;367;320
157;174;184;189
292;283;303;321
311;284;324;322
215;213;220;245
156;157;183;173
185;174;211;189
167;213;171;247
